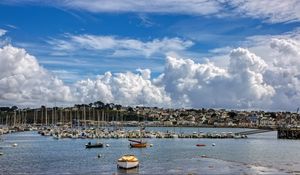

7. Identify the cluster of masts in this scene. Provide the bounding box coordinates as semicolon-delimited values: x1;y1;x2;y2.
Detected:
0;106;125;129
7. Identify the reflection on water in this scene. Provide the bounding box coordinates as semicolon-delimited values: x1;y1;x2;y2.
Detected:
117;167;139;174
0;129;299;174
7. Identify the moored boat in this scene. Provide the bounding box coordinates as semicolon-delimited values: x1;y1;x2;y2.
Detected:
129;139;147;148
85;142;103;148
196;144;206;147
117;154;139;169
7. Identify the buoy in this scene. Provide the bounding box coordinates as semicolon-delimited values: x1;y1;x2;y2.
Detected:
212;143;216;146
106;144;110;147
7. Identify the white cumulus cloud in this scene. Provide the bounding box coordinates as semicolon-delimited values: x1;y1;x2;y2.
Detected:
0;45;73;106
158;50;274;109
74;70;171;107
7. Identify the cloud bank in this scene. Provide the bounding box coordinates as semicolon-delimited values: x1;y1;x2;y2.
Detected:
1;31;300;110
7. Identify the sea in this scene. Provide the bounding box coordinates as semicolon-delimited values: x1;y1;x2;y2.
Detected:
0;127;300;174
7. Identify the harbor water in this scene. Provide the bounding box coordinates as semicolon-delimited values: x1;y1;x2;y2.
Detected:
0;127;300;174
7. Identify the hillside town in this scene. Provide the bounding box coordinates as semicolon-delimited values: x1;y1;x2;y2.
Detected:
1;101;299;129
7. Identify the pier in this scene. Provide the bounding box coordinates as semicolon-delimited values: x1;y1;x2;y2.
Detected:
277;127;300;139
236;129;274;135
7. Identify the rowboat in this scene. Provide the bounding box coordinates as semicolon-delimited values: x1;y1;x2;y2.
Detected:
117;154;139;169
196;144;206;147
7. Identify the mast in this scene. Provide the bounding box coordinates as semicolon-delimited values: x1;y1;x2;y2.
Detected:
51;108;54;126
84;106;86;128
41;107;43;126
13;110;16;127
45;106;47;126
97;110;100;129
101;110;104;129
70;109;73;128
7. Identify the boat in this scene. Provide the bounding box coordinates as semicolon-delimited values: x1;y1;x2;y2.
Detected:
128;121;147;148
53;134;61;139
117;154;139;169
0;152;3;156
85;142;103;148
129;139;147;148
196;144;206;147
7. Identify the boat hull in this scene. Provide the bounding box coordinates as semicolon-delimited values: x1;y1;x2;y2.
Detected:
130;143;147;148
85;143;103;148
117;161;139;169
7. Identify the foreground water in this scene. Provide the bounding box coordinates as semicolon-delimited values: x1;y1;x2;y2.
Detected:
0;127;300;174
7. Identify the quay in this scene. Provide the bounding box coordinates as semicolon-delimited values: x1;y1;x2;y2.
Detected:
277;127;300;139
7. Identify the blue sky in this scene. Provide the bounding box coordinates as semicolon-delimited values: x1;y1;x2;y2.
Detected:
1;1;300;109
1;1;299;83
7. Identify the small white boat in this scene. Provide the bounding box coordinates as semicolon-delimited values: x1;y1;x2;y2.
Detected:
117;154;139;169
0;152;3;156
12;143;18;147
53;134;61;139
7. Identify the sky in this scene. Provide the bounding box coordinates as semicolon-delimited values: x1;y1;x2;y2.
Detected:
0;0;300;111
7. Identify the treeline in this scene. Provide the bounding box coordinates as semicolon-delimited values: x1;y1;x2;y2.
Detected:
0;106;18;112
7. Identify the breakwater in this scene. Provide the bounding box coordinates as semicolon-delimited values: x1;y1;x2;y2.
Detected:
278;127;300;139
37;127;247;139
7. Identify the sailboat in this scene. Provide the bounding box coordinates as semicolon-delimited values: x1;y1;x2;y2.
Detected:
129;123;147;148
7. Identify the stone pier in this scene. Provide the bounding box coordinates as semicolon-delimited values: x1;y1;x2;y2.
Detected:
277;127;300;139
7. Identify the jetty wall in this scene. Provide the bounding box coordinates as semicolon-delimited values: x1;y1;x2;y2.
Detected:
277;127;300;139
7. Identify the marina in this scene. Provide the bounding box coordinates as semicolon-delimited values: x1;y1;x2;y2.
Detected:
1;1;300;174
0;130;298;174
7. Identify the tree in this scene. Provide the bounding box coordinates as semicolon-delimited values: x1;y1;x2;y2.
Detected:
11;106;18;111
